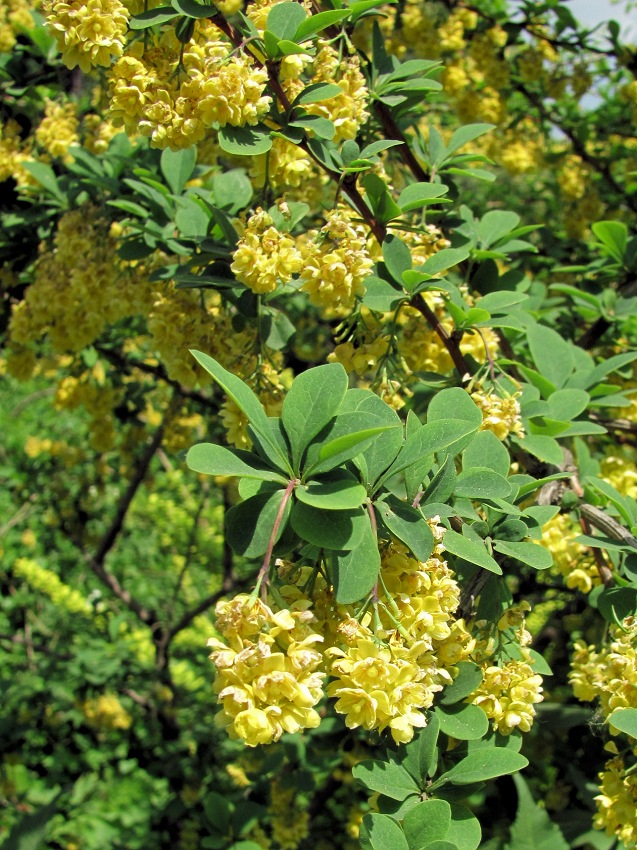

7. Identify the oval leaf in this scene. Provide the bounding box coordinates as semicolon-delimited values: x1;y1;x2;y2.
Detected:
186;443;287;483
360;814;410;850
281;362;348;470
332;520;381;603
435;748;528;787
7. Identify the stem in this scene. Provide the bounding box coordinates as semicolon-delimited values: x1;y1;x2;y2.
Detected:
410;293;471;379
258;478;298;601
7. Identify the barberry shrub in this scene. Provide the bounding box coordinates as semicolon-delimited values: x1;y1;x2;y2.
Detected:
1;0;637;849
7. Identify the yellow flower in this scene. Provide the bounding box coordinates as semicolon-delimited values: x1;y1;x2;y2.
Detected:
470;659;543;734
44;0;129;73
209;595;325;746
231;208;303;294
594;754;637;847
471;387;525;440
300;207;373;310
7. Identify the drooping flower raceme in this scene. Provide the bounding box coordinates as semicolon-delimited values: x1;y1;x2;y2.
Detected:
231;208;303;295
208;594;325;746
44;0;129;73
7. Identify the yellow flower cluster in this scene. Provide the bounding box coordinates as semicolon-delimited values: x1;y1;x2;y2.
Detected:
7;207;155;355
44;0;129;73
108;24;270;149
231;208;303;294
569;618;637;718
594;754;637;848
12;557;92;616
328;336;390;377
250;136;318;196
470;658;544;734
0;0;35;52
35;99;79;162
208;594;325;746
0;119;35;188
79;693;133;730
55;372;123;452
326;535;476;744
148;287;250;387
300;207;373;310
305;43;369;142
600;451;637;500
539;513;599;593
470;387;525;441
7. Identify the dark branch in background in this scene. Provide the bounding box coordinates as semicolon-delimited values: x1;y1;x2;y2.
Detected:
411;293;471;378
577;279;637;349
167;486;238;640
87;412;169;624
95;344;219;410
514;81;637;215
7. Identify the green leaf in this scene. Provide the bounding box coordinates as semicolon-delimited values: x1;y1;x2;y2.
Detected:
434;749;528;787
423;455;457;504
446;804;481;850
545;389;589;421
446;123;494;156
128;5;179;28
360;814;410;850
420;842;458;850
476;211;520;249
22;161;67;204
294;8;350;41
402;715;440;784
492;540;553;570
403;800;452;849
435;703;489;741
290;502;367;550
503;775;569;850
186;443;287;483
190;350;291;473
160;146;197;194
398;183;450;212
265;1;307;39
462;431;510;478
375;495;434;561
225;489;289;558
292;82;344;107
362;276;406;312
439;661;483;705
384;417;480;485
296;471;367;510
307;413;399;477
514;435;564;466
595;586;637;626
363;172;402;223
607;707;637;737
218;125;272;156
282;362;347;470
427;388;483;431
175;197;211;238
353;761;420;801
171;0;216;17
338;390;404;486
591;220;628;264
332;520;381;603
527;325;574;389
417;247;471;277
212;168;253;214
454;468;512;500
383;234;412;284
478;291;528;312
442;530;502;574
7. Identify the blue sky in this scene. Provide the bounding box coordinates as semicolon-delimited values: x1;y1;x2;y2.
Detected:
560;0;635;39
